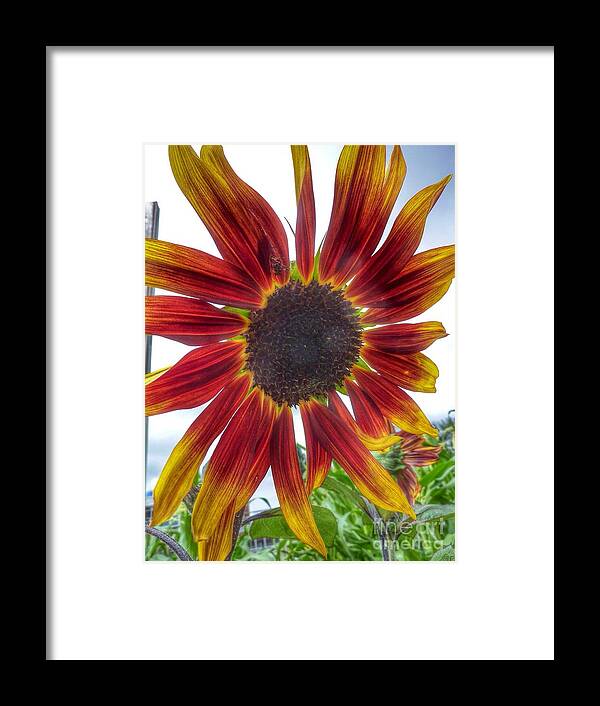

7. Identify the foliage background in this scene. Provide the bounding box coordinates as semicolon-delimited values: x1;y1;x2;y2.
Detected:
145;414;455;562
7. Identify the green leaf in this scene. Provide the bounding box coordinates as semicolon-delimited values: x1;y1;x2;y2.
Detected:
174;512;197;559
415;503;455;524
320;475;369;514
430;543;455;561
249;505;338;547
242;507;283;524
419;459;454;487
248;496;272;510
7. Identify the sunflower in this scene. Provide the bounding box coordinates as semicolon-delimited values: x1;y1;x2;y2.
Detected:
145;145;454;560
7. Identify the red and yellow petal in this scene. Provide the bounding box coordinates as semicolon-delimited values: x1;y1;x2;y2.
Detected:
198;408;275;561
396;465;421;507
401;432;442;468
361;348;439;393
363;321;447;354
302;400;415;518
233;429;273;513
320;146;383;286
346;175;451;302
145;366;171;385
169;145;289;291
145;341;245;416
356;245;455;317
200;145;290;285
145;239;265;309
319;146;406;287
406;450;441;467
341;145;407;283
169;145;269;291
344;377;392;438
352;366;437;436
291;146;316;283
299;404;332;494
198;501;237;561
199;145;290;286
358;307;407;326
150;373;252;527
327;391;399;451
270;405;326;557
191;389;276;541
145;295;248;346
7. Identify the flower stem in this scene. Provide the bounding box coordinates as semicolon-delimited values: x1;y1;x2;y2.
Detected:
145;526;193;561
379;533;390;561
225;507;247;561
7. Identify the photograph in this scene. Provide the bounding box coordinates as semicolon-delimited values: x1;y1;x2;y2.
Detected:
144;144;456;561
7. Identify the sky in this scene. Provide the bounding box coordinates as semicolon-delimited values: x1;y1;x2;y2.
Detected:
144;144;455;505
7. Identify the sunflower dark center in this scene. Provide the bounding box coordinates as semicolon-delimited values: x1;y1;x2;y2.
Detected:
244;280;362;406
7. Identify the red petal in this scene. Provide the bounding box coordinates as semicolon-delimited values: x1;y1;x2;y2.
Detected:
398;431;442;467
345;377;392;438
169;145;289;290
232;390;277;513
145;341;245;416
200;145;290;286
359;307;404;326
270;405;327;557
233;432;273;513
192;389;276;541
346;175;451;302
299;404;332;494
291;146;316;283
327;390;399;451
319;146;406;287
145;295;248;346
145;239;265;309
396;466;421;507
302;400;415;517
356;245;455;317
150;373;252;527
199;398;276;560
362;348;439;393
352;366;437;436
363;321;447;354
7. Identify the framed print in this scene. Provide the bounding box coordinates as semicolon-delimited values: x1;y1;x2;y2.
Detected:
48;47;553;661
